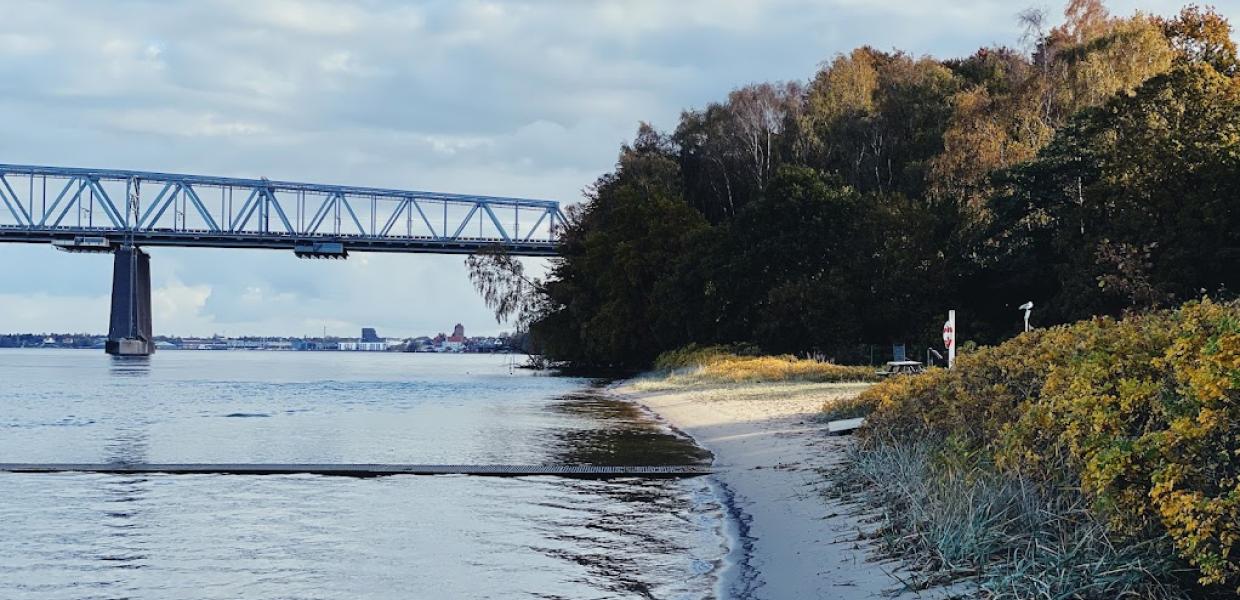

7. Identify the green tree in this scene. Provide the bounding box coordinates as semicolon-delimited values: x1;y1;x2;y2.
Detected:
990;63;1240;323
731;167;862;355
531;125;711;367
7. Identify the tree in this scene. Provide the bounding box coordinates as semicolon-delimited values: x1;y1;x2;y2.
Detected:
1160;4;1239;76
932;48;1049;212
730;167;863;355
931;8;1174;217
528;125;711;368
465;248;545;333
674;82;803;223
805;48;958;196
990;63;1240;323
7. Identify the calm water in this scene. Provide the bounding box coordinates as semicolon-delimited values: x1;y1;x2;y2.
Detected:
0;350;726;599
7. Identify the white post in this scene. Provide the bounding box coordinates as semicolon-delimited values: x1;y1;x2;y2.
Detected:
943;310;957;369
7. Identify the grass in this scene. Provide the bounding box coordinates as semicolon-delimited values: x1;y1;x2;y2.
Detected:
651;344;878;385
834;438;1200;599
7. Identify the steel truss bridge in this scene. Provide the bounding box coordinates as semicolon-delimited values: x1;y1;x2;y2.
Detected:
0;164;565;255
0;163;566;356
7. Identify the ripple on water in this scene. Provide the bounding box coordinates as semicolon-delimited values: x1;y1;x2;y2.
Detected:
0;473;724;599
0;351;728;599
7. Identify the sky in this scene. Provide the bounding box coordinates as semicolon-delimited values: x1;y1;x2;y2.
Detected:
0;0;1233;338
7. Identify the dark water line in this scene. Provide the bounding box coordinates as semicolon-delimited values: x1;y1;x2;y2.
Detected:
0;463;713;478
711;477;760;600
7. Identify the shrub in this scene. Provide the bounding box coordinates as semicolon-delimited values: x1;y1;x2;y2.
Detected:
820;392;880;422
855;300;1240;592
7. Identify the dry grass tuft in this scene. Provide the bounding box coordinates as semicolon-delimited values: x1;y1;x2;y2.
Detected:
653;344;877;385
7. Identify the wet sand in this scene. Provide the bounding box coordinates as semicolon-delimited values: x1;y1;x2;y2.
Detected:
613;379;911;600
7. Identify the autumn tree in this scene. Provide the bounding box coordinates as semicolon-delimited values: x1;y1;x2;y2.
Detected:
803;48;959;196
930;4;1175;215
931;48;1049;212
1160;4;1240;75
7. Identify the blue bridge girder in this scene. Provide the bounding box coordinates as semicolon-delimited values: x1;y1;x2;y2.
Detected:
0;163;566;256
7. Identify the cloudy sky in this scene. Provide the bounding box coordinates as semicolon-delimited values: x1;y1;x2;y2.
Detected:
0;0;1229;338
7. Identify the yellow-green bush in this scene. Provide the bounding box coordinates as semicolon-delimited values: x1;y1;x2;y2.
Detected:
1144;303;1239;589
860;327;1075;447
653;344;877;383
857;300;1240;591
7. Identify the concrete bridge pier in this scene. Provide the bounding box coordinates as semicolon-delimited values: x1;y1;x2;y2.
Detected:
106;245;154;356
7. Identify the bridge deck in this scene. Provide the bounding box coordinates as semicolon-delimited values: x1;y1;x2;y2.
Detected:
0;463;712;479
0;226;560;255
0;163;566;255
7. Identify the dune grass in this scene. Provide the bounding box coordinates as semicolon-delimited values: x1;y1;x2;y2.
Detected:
835;439;1197;599
652;344;878;385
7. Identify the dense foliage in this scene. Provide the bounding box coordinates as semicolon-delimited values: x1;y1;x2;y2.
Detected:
470;1;1240;369
854;300;1240;593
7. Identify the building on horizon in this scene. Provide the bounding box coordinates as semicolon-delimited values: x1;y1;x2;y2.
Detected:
442;323;466;352
339;327;388;351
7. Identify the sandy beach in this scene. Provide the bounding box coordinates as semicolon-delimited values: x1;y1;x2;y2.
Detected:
614;379;909;600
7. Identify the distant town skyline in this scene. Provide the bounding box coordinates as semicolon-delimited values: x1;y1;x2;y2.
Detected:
0;322;522;353
0;321;500;341
0;0;1227;336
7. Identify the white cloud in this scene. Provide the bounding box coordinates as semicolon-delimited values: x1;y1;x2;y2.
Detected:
0;33;51;55
151;279;213;331
591;0;772;35
319;51;360;74
0;292;109;334
105;109;270;137
237;0;372;35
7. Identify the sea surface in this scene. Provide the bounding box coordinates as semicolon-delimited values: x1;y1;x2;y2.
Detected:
0;349;726;599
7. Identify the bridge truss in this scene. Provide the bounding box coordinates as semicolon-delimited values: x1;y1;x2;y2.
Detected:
0;163;567;356
0;164;566;255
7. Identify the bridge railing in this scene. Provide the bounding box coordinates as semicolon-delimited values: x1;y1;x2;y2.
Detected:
0;164;566;246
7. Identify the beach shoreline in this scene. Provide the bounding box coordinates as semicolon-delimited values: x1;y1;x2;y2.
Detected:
612;379;907;600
